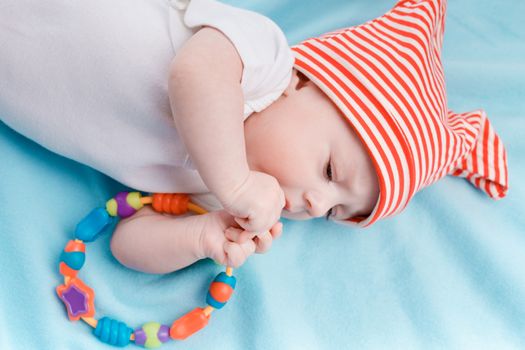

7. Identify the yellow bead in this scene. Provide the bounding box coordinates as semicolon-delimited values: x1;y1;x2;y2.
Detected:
106;199;117;216
126;192;144;210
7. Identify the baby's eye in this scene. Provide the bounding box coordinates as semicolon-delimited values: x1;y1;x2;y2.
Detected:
324;158;334;220
326;158;332;181
325;207;334;220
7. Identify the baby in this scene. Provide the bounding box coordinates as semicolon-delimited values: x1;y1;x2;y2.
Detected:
0;0;508;274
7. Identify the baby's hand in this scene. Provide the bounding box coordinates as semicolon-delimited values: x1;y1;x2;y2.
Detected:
224;221;283;257
199;210;283;268
221;170;285;235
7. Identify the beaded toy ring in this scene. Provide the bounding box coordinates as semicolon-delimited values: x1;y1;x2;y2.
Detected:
56;192;236;348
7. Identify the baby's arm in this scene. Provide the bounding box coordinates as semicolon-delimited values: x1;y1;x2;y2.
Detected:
169;27;284;234
169;27;248;204
110;207;283;274
110;206;207;274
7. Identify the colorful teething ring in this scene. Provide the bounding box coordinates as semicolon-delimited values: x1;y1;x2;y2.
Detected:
56;192;236;348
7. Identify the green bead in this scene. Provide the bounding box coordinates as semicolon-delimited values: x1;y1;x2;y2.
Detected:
143;322;162;349
106;199;118;216
126;192;144;210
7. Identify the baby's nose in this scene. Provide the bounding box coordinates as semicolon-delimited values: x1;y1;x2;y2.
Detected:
304;191;330;218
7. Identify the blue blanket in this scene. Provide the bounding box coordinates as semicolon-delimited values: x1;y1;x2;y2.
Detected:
1;0;524;348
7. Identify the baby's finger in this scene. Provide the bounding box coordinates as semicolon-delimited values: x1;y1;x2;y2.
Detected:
270;222;283;240
224;227;243;242
225;227;255;244
254;231;273;254
254;222;283;253
234;216;266;236
223;239;256;268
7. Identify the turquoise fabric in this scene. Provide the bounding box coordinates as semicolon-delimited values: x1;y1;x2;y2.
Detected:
1;0;524;348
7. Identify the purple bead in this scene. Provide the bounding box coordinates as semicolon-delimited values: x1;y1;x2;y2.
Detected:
61;284;88;317
134;323;170;347
158;325;170;343
115;192;136;218
134;328;146;346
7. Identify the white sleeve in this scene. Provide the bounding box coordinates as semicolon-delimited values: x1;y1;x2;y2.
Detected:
180;0;294;117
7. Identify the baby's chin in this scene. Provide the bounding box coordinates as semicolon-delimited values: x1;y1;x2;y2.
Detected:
281;210;311;220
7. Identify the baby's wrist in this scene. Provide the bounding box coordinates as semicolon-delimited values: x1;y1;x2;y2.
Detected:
191;215;212;260
197;220;221;262
172;214;211;261
195;211;231;266
215;169;251;209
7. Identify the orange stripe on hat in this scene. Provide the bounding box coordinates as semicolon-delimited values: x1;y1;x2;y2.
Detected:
290;0;509;227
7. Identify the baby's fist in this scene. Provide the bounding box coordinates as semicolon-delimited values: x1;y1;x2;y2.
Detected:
222;171;285;234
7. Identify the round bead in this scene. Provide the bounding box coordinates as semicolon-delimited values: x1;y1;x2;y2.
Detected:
134;322;170;348
59;262;79;278
64;239;86;253
93;317;132;347
59;240;86;274
60;251;85;270
126;191;144;210
206;272;236;309
75;207;113;242
105;192;143;218
106;198;118;216
214;272;237;289
115;192;136;218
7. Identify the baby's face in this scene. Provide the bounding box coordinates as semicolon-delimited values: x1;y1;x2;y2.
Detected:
244;69;379;221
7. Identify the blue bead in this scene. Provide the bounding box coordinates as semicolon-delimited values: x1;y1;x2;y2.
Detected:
60;251;85;270
118;322;131;346
97;317;110;343
206;292;226;309
94;317;132;347
205;272;236;309
75;207;113;242
214;272;237;289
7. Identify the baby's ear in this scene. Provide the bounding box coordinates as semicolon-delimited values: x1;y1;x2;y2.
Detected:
283;68;310;97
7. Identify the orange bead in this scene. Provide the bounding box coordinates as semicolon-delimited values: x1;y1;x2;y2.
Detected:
170;307;210;340
65;240;85;253
152;193;189;215
209;282;233;303
206;272;236;309
56;277;95;321
60;240;86;275
59;261;78;278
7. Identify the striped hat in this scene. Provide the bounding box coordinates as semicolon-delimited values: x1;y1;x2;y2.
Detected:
291;0;509;227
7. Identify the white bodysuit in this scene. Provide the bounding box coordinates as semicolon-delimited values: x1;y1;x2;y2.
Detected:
0;0;294;209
